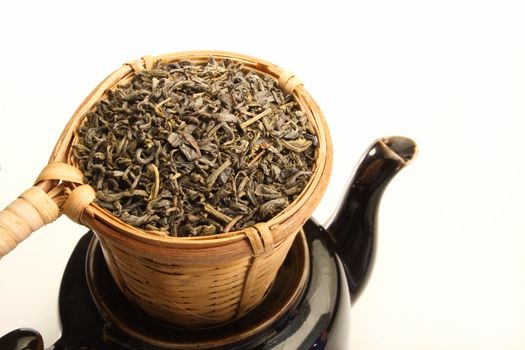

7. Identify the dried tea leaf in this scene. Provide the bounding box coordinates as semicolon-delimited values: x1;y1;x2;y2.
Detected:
280;138;313;152
259;198;288;218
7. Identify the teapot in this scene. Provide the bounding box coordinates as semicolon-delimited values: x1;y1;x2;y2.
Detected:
0;136;416;350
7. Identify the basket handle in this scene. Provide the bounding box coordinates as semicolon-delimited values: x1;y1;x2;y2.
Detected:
0;163;92;259
0;186;60;258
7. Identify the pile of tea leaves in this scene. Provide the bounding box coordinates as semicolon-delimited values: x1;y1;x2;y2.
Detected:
73;57;317;236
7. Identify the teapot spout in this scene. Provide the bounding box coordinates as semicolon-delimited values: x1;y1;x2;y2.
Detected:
326;136;417;302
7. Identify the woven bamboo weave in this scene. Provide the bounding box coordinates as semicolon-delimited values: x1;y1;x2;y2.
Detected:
0;50;332;326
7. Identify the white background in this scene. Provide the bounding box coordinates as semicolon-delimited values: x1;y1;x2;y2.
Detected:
1;1;525;349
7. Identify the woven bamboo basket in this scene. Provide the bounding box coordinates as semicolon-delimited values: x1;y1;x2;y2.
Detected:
0;50;332;327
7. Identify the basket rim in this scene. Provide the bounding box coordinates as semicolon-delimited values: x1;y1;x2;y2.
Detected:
50;50;332;247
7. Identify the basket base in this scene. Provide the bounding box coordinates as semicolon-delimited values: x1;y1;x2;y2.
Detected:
86;231;309;349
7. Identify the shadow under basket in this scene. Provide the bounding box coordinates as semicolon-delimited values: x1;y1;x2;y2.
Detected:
0;50;332;327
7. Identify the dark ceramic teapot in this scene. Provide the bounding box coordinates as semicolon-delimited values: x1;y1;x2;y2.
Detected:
0;136;416;350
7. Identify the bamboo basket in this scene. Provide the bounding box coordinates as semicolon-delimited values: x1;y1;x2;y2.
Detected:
0;50;332;327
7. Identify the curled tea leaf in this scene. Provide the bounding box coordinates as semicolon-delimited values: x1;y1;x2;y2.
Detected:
96;189;149;202
280;138;313;153
259;198;288;218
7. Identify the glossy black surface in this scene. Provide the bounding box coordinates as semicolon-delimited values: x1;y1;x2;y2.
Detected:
0;329;43;350
52;233;107;350
327;137;416;301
